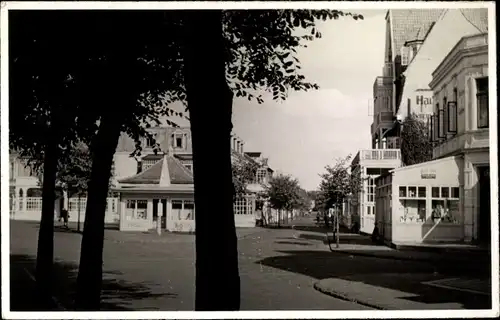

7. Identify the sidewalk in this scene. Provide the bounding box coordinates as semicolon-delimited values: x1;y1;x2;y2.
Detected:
314;273;492;310
325;233;491;266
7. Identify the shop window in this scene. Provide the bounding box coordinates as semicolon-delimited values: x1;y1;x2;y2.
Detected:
172;199;196;220
125;199;148;219
441;187;449;198
432;187;440;198
431;186;459;224
418;186;426;198
399;199;426;223
476;77;489;129
399;186;406;198
408;186;417;198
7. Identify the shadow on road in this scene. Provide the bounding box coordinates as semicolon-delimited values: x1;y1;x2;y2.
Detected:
256;250;491;309
10;254;177;311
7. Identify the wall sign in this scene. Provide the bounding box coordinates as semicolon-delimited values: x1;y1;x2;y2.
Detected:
421;168;437;179
416;95;433;106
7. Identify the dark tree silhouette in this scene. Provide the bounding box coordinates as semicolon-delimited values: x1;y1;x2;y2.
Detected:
9;9;364;310
400;113;433;166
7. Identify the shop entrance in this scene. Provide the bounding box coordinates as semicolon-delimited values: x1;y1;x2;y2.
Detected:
152;199;167;229
478;166;490;245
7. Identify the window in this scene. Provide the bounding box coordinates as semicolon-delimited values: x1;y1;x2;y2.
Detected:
476;77;489;128
448;101;457;133
443;96;448;135
171;133;186;149
400;46;409;66
172;199;195;220
367;177;376;202
125;199;148;219
256;168;267;184
430;115;434;142
430;186;460;224
438;109;445;138
145;133;157;148
184;164;193;172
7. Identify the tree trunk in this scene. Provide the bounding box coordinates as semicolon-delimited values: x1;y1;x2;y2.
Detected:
34;136;59;309
74;116;122;310
184;10;240;311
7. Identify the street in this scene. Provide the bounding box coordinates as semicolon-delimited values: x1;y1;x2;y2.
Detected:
9;217;492;311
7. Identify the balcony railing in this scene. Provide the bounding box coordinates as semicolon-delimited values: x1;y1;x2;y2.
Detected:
360;149;401;161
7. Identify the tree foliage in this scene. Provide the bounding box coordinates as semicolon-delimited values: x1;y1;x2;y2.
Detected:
318;154;364;210
232;154;259;196
9;9;364;311
265;173;302;211
400;113;433;166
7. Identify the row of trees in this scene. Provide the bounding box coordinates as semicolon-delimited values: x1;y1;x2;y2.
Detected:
265;173;312;226
10;9;363;311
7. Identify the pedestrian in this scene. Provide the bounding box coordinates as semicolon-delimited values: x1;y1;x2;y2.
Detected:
61;208;69;229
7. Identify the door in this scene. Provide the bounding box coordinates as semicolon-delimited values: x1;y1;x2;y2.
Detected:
478;166;491;245
152;199;167;229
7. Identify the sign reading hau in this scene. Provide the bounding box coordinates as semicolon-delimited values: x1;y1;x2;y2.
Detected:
416;95;433;106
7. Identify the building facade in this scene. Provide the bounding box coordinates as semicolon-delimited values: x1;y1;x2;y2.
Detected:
9;126;274;232
375;31;491;246
350;9;443;234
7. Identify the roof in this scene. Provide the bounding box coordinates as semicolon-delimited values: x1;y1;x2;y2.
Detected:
405;21;435;45
118;153;193;185
390;9;444;56
458;8;488;33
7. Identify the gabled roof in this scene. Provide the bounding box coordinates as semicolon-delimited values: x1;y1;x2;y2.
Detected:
118;153;193;185
459;8;488;33
405;21;435;45
390;9;444;56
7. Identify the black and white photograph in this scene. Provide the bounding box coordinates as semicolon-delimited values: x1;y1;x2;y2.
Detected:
1;1;497;319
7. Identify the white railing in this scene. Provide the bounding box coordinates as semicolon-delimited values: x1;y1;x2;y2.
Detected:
68;197;118;214
361;149;401;161
26;197;43;211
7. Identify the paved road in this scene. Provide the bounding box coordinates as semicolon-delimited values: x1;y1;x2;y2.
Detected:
9;217;491;311
9;219;371;311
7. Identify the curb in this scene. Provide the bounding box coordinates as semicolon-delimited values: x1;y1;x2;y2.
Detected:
327;245;490;264
313;282;386;310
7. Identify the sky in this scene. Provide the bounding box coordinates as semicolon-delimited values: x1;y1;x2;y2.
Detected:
166;9;387;191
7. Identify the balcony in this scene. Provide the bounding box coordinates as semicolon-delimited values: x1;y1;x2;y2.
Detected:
433;129;489;159
352;148;402;167
361;149;401;161
371;111;395;136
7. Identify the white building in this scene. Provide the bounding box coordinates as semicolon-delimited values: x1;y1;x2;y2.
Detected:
376;31;492;246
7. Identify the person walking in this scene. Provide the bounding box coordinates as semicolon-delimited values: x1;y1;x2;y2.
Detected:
61;208;69;229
